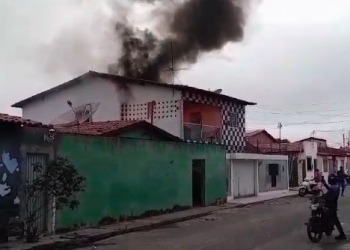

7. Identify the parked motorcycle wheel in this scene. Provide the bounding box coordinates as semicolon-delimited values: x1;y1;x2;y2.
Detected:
299;187;307;197
307;219;323;243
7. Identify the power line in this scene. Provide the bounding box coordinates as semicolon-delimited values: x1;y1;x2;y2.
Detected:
248;106;350;116
255;100;350;108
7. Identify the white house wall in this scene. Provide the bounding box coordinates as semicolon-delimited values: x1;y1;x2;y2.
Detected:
121;84;182;137
22;78;120;124
21;77;182;137
301;141;318;179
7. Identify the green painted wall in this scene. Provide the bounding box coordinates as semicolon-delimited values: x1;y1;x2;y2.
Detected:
56;135;226;229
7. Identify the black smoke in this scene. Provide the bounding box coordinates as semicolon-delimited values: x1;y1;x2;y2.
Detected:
112;0;246;82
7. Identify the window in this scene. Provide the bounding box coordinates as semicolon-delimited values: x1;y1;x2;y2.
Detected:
323;159;328;172
307;157;312;171
228;112;238;128
268;164;279;175
341;160;345;167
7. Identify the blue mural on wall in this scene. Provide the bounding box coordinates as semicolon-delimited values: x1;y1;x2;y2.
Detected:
0;151;20;217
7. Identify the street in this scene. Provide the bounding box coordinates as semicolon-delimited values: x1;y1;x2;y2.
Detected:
77;195;350;250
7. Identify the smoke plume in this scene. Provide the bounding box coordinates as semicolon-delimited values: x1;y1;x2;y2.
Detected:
112;0;246;82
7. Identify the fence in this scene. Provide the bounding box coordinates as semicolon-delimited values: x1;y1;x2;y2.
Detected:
183;123;221;143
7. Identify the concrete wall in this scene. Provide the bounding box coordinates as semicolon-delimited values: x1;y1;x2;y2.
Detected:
21;76;182;137
258;159;289;193
56;135;226;229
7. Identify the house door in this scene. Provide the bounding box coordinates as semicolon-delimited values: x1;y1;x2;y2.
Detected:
233;160;256;198
268;164;279;188
26;154;48;232
302;160;307;180
192;159;205;207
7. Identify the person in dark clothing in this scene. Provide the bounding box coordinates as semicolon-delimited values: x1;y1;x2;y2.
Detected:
337;166;346;196
322;175;347;240
328;169;338;184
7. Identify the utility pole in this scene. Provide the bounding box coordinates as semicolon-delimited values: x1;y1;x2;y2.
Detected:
277;122;282;151
343;133;346;148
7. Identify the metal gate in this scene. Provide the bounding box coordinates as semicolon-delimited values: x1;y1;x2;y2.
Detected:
26;154;48;232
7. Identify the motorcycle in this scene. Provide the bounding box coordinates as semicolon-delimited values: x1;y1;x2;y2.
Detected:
306;196;334;243
299;178;324;197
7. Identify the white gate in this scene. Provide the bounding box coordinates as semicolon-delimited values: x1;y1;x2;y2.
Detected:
232;160;256;198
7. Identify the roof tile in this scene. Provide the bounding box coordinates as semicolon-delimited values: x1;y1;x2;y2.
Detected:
55;120;141;136
0;113;49;127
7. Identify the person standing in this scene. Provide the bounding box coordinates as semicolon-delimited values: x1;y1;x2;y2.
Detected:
337;166;346;196
314;168;322;189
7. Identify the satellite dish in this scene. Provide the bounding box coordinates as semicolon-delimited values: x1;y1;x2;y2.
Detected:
50;102;100;126
213;89;222;94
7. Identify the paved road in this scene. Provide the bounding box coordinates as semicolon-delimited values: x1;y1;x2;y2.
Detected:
78;194;350;250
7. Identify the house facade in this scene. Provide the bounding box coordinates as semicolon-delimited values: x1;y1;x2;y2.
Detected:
0;114;56;240
256;137;347;186
12;71;255;153
54;120;226;231
226;153;289;201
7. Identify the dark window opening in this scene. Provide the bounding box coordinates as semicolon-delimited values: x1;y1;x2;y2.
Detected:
307;157;312;171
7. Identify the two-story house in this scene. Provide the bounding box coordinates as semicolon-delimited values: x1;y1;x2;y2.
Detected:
12;71;256;153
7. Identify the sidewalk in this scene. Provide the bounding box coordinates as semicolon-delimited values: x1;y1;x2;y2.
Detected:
2;192;298;250
228;190;298;206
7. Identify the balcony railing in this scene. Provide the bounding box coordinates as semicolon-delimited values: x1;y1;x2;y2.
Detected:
183;122;221;143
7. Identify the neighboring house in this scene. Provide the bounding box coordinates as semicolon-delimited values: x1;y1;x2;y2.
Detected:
0;113;56;237
54;120;227;230
226;152;289;201
257;137;347;186
226;133;289;201
12;71;256;153
245;129;277;145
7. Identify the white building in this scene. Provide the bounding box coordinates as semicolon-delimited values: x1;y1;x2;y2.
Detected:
12;71;256;153
257;137;348;186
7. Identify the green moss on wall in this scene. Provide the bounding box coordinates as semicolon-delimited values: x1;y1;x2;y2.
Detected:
56;135;226;228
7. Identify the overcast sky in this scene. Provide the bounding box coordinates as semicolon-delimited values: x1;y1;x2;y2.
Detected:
1;0;350;146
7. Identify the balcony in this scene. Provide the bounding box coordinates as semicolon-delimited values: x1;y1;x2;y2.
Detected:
183;122;221;143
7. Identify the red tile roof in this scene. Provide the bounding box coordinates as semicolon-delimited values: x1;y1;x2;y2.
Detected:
0;113;49;128
318;147;347;157
55;120;182;141
254;141;347;157
255;142;302;154
55;120;142;135
245;129;264;137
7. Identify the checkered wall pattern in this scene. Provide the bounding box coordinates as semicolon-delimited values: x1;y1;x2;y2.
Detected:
183;91;246;153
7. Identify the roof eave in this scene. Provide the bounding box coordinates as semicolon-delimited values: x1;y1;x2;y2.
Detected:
11;72;91;108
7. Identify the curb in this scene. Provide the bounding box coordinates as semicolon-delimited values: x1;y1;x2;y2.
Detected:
26;194;299;250
232;193;299;208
